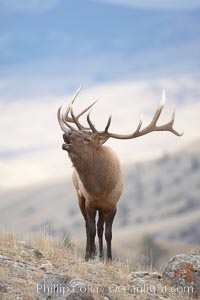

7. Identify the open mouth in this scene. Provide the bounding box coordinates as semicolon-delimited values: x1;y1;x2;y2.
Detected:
62;141;72;151
62;133;73;151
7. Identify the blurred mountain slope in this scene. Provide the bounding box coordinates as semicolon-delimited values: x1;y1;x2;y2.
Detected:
0;139;199;246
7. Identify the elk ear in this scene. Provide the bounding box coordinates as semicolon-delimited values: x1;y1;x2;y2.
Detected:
96;136;110;145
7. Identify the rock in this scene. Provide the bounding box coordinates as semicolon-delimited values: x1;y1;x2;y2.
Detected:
37;274;94;300
131;271;149;278
0;279;8;293
162;254;200;296
0;254;39;273
24;244;44;258
32;248;43;259
20;250;29;257
149;272;162;279
39;262;54;273
131;271;161;279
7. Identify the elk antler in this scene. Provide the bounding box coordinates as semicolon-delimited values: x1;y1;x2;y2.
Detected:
58;88;183;138
57;87;98;132
87;90;183;139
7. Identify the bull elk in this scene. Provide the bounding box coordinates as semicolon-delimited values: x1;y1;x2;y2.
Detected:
57;87;183;260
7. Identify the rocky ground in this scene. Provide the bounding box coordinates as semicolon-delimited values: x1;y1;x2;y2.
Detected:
0;232;199;300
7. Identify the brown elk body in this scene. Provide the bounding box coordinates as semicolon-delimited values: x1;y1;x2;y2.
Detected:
57;87;183;260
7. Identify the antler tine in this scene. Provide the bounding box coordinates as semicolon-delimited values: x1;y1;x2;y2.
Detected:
70;104;84;130
134;114;143;134
63;98;98;122
61;86;98;131
156;105;183;136
104;115;112;133
76;99;99;119
147;91;183;136
151;90;166;125
71;86;82;103
87;112;97;133
60;104;77;131
86;110;112;134
57;105;76;132
86;113;114;135
69;99;99;131
61;87;81;123
95;91;183;140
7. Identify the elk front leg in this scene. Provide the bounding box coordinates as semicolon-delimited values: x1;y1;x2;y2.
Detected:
77;195;90;260
105;208;116;261
86;206;97;259
85;221;90;260
97;211;106;260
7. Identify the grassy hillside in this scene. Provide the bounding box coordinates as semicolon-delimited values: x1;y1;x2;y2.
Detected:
0;231;196;300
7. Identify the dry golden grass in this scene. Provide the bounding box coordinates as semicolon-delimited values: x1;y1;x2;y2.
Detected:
0;230;198;300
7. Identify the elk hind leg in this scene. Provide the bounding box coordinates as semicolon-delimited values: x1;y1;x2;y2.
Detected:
97;210;106;260
105;208;117;261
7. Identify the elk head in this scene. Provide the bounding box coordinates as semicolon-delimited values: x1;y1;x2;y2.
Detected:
57;87;183;156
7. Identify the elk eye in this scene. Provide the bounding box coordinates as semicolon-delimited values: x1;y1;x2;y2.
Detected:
82;137;90;144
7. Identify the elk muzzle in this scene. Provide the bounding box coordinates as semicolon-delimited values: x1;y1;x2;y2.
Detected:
62;131;72;151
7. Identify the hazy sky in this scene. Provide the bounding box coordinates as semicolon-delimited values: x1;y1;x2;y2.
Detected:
92;0;200;10
0;0;200;189
0;0;199;98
